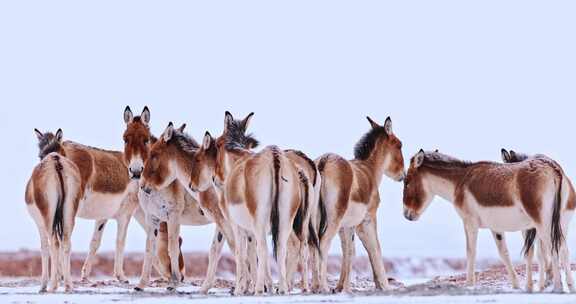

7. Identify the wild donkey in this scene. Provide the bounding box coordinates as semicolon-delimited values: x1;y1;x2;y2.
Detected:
315;117;405;293
500;149;575;292
403;150;571;292
35;122;146;283
187;112;317;295
136;116;237;293
26;129;83;292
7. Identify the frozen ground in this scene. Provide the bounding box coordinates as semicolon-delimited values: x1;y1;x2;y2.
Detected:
2;265;576;304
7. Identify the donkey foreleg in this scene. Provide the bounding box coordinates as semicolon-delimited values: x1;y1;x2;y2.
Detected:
491;231;519;289
80;220;107;281
113;216;132;283
199;229;226;294
135;218;160;291
522;230;535;292
166;218;182;291
335;227;355;293
463;222;479;287
356;216;389;291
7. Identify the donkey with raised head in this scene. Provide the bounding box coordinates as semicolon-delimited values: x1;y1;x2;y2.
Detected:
26;129;83;292
314;117;405;293
500;149;575;292
187;112;318;295
135;114;236;293
403;149;571;292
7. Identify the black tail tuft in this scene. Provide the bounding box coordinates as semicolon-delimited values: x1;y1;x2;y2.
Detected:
52;155;65;241
308;222;321;255
292;171;309;240
551;173;564;255
271;147;281;261
522;228;537;257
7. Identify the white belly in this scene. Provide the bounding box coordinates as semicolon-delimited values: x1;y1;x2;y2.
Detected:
77;191;127;220
476;205;533;232
228;203;254;232
340;201;368;228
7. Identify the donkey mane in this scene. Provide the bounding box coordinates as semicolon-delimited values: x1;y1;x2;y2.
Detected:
354;126;388;160
420;151;474;170
168;130;199;155
224;118;259;152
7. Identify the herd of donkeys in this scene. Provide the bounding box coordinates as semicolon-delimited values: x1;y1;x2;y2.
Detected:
25;106;575;295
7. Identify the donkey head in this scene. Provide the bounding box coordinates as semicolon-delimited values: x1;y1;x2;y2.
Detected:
212;111;258;187
123;106;151;179
34;128;64;159
355;116;405;181
403;149;434;221
188;132;218;192
141;122;194;193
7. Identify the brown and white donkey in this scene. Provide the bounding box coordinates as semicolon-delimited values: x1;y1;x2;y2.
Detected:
124;107;233;293
315;117;405;293
403;150;572;292
187;112;319;295
500;149;575;292
26;129;83;292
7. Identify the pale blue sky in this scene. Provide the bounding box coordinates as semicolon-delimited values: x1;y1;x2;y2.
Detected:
1;1;575;258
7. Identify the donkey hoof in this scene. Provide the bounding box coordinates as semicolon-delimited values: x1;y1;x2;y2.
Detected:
167;286;176;292
134;287;144;292
38;287;47;294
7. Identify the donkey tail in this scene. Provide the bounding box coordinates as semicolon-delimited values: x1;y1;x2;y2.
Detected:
551;171;564;255
293;171;309;241
522;228;537;258
270;147;281;261
52;154;66;242
317;156;328;243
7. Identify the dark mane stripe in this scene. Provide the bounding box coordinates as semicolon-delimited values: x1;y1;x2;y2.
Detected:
419;152;474;170
285;149;317;186
224;119;259;152
353;126;388;160
168;130;199;155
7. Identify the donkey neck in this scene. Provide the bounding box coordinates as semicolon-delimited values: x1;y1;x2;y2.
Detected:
353;150;389;185
173;147;196;187
421;165;468;203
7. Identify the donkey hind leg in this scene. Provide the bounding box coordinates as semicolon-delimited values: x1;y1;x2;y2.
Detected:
562;243;574;292
48;237;61;292
335;227;355;293
246;235;258;294
254;227;270;295
276;222;293;295
113;216;132;284
199;229;226;294
463;222;479;287
60;229;74;292
522;230;535;292
80;219;107;281
286;234;300;292
536;239;552;290
232;225;249;296
37;225;50;293
537;226;563;293
356;216;389;290
135;218;160;291
318;217;344;293
491;231;519;289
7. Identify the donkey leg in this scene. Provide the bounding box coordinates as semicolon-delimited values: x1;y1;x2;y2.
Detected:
335;227;355;293
135;219;159;291
356;216;389;291
61;231;73;292
166;218;182;291
276;226;292;295
48;237;60;292
491;231;519;289
113;216;131;283
286;234;300;292
562;243;574;292
232;225;248;296
80;219;107;281
537;228;563;293
246;235;258;294
38;228;50;293
522;230;535;292
463;222;479;287
199;229;226;294
537;239;550;291
254;227;269;295
318;220;343;293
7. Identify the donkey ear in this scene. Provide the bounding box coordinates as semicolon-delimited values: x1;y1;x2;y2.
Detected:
178;123;187;132
163;122;174;142
241;112;254;131
224;111;234;133
501;149;511;163
413;149;425;168
141;106;150;125
509;150;518;160
384;117;393;135
124;106;134;124
202;131;213;150
55;129;63;142
366;116;380;129
34;128;43;140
